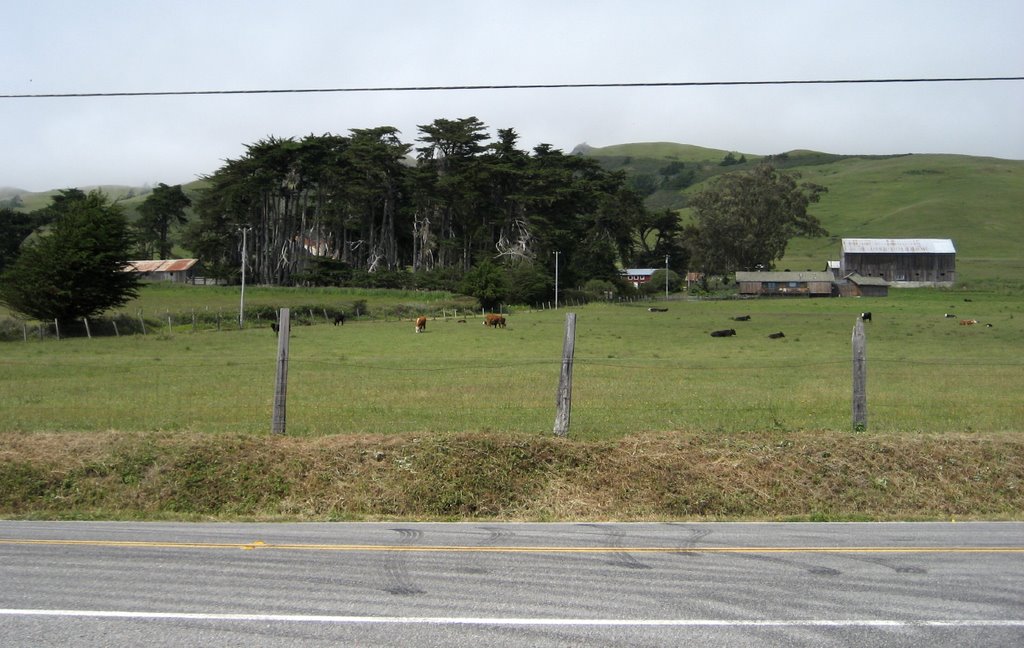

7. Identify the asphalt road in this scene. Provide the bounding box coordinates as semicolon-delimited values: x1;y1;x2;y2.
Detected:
1;521;1022;647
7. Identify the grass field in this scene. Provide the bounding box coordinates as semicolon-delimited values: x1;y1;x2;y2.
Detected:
2;287;1020;439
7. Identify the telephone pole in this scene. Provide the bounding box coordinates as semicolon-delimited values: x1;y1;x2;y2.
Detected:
238;226;251;328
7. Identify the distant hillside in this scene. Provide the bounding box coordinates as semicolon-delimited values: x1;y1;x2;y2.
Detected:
577;143;1024;286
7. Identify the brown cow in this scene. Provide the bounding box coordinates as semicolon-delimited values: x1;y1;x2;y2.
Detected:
415;316;427;333
959;319;978;326
483;313;506;328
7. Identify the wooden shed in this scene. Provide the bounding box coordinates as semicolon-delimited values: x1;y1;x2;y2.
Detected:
840;238;955;287
839;273;890;297
126;259;199;283
735;271;835;297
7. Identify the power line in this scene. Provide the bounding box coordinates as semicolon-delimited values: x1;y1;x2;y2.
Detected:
2;76;1023;99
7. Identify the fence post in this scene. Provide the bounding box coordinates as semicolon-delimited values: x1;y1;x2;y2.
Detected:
271;308;291;435
852;318;867;430
82;317;91;339
553;312;577;437
54;319;60;341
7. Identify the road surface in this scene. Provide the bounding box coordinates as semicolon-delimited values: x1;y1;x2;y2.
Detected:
1;521;1022;646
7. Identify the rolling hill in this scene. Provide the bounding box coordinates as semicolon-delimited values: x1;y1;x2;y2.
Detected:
579;143;1024;286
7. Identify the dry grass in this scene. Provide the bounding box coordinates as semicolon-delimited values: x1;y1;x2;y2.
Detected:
2;430;1021;521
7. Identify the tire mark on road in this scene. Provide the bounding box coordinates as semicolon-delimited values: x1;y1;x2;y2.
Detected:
381;528;425;596
579;524;651;570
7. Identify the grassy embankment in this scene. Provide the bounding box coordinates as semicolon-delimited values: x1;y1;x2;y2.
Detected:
2;287;1022;521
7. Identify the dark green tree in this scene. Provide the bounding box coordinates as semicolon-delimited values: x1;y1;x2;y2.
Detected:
689;163;828;274
136;183;192;259
459;258;508;311
0;207;37;273
0;190;140;325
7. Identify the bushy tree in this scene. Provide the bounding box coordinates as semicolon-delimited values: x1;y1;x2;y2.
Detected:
460;259;508;311
0;190;140;324
689;163;828;274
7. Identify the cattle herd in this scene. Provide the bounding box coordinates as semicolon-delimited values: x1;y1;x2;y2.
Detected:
266;302;993;340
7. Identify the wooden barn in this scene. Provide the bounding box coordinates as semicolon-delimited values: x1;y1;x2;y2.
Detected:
735;271;835;297
840;238;956;287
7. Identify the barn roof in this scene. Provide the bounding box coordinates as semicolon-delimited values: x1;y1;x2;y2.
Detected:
845;273;890;286
127;259;198;273
622;268;657;275
735;271;835;283
841;238;956;254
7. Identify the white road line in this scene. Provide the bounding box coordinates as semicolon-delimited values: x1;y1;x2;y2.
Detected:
1;609;1022;627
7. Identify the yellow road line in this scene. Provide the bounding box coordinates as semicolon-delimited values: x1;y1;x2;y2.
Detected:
1;538;1023;554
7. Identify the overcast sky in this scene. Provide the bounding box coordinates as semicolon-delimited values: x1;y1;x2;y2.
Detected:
2;0;1022;192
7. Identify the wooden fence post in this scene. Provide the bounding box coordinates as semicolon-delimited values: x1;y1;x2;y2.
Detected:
271;308;291;435
82;317;91;339
553;312;577;437
852;318;867;430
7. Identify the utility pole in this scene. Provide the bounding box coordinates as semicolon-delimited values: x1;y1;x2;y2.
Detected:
554;251;560;309
665;254;670;299
238;226;251;329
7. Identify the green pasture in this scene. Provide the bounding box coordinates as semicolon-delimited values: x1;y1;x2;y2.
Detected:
2;288;1021;439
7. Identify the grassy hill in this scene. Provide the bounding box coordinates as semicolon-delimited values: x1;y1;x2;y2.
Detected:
580;144;1024;287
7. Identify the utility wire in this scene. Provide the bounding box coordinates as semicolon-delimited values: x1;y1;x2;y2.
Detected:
2;76;1023;99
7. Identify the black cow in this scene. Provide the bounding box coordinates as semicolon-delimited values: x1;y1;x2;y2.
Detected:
860;311;872;323
710;329;736;337
333;313;346;326
648;307;669;312
944;313;957;318
768;331;785;339
731;315;751;321
271;322;280;334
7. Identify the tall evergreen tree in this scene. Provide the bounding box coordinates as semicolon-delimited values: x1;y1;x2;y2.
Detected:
0;190;140;325
136;182;192;259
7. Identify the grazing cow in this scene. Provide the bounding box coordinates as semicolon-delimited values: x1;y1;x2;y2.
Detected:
860;311;872;323
648;307;669;312
768;331;785;339
731;315;751;321
985;323;994;328
959;319;978;326
710;328;736;337
271;322;279;334
483;313;506;328
415;316;427;333
333;313;346;326
944;313;957;318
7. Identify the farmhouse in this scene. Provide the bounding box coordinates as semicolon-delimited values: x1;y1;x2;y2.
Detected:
840;238;956;287
126;258;199;283
735;271;835;297
621;268;656;288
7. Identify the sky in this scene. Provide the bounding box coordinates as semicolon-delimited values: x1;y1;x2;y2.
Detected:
2;0;1022;192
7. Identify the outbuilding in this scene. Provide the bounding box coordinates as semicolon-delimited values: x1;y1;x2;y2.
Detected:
126;259;199;283
840;238;955;287
735;271;835;297
621;268;656;288
839;273;890;297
